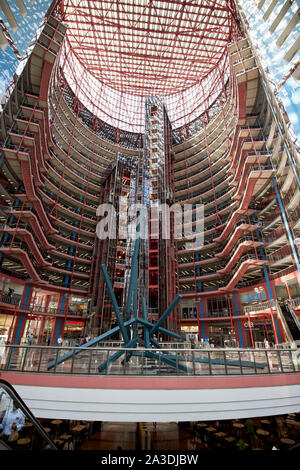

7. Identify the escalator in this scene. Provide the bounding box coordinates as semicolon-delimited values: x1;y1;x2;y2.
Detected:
0;379;57;450
279;301;300;346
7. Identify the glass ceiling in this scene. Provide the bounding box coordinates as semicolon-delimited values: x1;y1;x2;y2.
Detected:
61;0;238;132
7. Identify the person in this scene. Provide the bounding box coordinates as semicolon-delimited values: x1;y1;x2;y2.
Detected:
7;288;14;298
57;336;63;346
28;333;33;345
0;400;25;443
0;390;8;420
245;418;255;448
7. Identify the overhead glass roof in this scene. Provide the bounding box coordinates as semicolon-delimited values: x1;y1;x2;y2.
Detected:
61;0;239;132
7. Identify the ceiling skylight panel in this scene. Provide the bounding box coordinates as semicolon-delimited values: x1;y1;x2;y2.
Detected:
62;0;233;130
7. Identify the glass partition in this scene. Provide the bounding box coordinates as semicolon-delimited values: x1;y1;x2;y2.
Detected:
0;345;298;377
0;379;56;450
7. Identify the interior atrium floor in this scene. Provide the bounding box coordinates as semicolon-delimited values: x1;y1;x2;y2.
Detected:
37;414;300;451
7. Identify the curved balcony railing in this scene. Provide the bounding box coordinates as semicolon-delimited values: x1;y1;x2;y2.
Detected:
175;150;228;182
174;96;236;162
176;169;231;202
49;150;100;189
46;159;99;201
0;345;298;377
44;174;97;213
179;260;227;279
40;188;96;224
291;298;300;309
57;83;143;151
51;128;108;179
244;300;276;314
52;112;112;169
222;235;262;261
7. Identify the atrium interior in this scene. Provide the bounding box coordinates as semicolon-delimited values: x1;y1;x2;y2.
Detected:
0;0;299;452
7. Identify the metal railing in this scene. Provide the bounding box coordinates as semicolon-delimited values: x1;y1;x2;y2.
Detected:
244;299;276;313
291;298;300;308
0;293;22;306
0;345;298;377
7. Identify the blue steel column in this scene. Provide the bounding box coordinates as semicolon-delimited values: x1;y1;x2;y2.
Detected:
101;264;129;344
142;297;150;348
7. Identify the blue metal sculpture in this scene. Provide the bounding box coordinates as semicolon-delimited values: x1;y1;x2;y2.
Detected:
47;234;265;372
47;233;189;373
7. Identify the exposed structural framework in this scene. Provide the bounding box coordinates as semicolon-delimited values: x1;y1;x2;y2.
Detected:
62;0;241;131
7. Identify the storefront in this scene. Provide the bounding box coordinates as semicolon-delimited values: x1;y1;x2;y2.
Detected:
239;288;267;309
68;296;88;316
180;323;199;342
64;320;85;341
208;323;239;348
243;319;275;347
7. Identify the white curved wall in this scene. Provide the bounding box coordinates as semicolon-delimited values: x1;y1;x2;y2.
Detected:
2;372;300;422
15;383;300;422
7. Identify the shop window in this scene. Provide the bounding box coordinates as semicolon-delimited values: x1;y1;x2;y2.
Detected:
207;297;228;317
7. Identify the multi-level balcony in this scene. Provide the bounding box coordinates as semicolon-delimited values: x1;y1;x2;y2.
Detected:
51;124;110;181
219;252;268;291
1;145;57;234
43;174;97;215
46;160;99;205
216;224;260;258
217;237;265;275
5;209;55;251
48;150;101;190
175;162;230;199
51;108;114;166
0;227;51;268
7;128;46;180
173;76;238;158
38;187;96;227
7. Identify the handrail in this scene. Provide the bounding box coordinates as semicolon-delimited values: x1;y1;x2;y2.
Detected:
0;345;298;376
244;299;276;313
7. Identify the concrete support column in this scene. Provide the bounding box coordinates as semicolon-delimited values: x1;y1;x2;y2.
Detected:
11;283;33;344
52;292;67;344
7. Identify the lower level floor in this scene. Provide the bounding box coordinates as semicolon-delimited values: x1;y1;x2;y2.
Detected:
34;413;300;451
